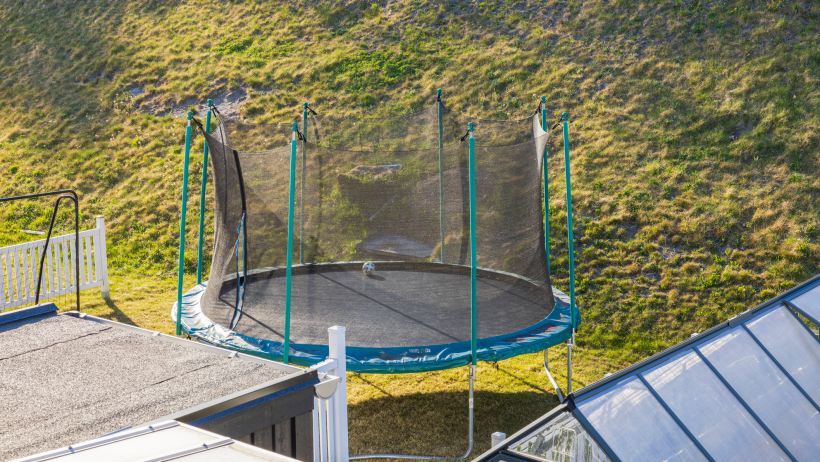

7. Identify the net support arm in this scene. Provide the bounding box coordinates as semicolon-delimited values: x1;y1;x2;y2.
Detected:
196;99;213;284
467;122;478;366
541;96;551;274
300;102;309;264
437;88;446;263
283;120;299;363
561;112;577;393
176;111;194;336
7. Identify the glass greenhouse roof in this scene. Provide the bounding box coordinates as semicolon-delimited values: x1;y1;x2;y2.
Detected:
478;275;820;462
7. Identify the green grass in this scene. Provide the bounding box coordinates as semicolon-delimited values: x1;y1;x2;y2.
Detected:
0;0;818;458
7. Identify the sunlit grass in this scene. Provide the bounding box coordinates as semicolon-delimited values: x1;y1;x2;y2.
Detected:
1;0;818;458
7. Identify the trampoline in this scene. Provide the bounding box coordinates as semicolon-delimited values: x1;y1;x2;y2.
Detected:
173;95;580;374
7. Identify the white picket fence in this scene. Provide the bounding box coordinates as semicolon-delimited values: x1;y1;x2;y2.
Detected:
0;216;109;309
310;326;350;462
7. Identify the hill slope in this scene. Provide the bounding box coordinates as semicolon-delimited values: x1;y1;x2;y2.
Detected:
0;0;817;454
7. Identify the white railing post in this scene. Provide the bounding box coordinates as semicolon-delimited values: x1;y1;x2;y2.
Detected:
327;325;349;462
95;216;110;298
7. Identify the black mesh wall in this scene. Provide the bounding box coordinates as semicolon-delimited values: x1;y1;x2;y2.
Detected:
199;103;553;349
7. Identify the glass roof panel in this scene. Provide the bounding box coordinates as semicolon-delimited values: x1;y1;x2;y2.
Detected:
644;349;789;461
509;411;611;462
746;305;820;403
576;377;707;462
790;284;820;324
700;328;820;460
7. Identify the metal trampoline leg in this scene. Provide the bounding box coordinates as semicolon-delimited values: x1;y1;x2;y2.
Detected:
543;350;564;402
349;364;476;461
567;335;575;395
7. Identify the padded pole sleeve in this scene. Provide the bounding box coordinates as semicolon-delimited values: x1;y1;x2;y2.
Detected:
176;112;194;336
284;120;299;363
437;88;446;263
561;112;576;329
196;99;213;284
467;122;478;365
541;96;551;274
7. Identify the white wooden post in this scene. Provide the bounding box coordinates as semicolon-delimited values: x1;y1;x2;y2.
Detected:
328;326;349;462
491;431;507;448
95;216;110;298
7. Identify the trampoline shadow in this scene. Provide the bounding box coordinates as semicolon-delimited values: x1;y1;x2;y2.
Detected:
347;388;559;457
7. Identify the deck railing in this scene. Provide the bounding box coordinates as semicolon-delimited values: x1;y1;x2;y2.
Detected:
0;216;109;309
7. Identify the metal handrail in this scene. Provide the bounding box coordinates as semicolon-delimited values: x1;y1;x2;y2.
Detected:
0;189;80;311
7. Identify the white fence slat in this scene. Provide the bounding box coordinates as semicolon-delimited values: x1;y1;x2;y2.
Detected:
25;246;35;304
31;246;39;302
21;248;29;304
54;241;63;296
47;240;55;296
84;235;93;286
1;252;7;304
30;246;39;304
77;235;86;290
3;252;9;304
0;253;5;305
56;238;67;296
14;250;22;303
13;251;20;302
62;238;70;292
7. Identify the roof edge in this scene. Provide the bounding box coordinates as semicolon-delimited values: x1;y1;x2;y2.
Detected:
0;303;58;326
64;311;305;373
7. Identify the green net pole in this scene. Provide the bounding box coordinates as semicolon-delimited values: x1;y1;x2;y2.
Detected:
562;112;577;392
541;96;551;275
196;99;213;285
176;111;194;336
300;102;308;265
437;89;445;263
283;120;298;363
467;122;478;365
561;112;576;326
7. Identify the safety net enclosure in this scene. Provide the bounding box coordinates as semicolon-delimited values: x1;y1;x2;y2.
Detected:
175;97;579;373
476;275;820;462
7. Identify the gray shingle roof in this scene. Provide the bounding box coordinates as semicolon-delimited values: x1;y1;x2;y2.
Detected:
0;308;303;460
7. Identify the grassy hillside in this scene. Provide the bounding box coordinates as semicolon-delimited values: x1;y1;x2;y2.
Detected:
1;0;817;456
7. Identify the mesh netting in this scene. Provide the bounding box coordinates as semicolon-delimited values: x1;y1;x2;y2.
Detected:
199;101;553;350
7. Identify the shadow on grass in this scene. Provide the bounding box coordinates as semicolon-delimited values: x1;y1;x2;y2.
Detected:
348;389;558;457
494;363;556;394
101;294;136;326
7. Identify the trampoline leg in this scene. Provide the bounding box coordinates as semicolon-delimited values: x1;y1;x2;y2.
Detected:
543;350;564;402
349;364;476;461
567;335;574;395
463;363;476;458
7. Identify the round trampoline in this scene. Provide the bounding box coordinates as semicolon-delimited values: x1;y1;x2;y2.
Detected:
174;100;579;373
